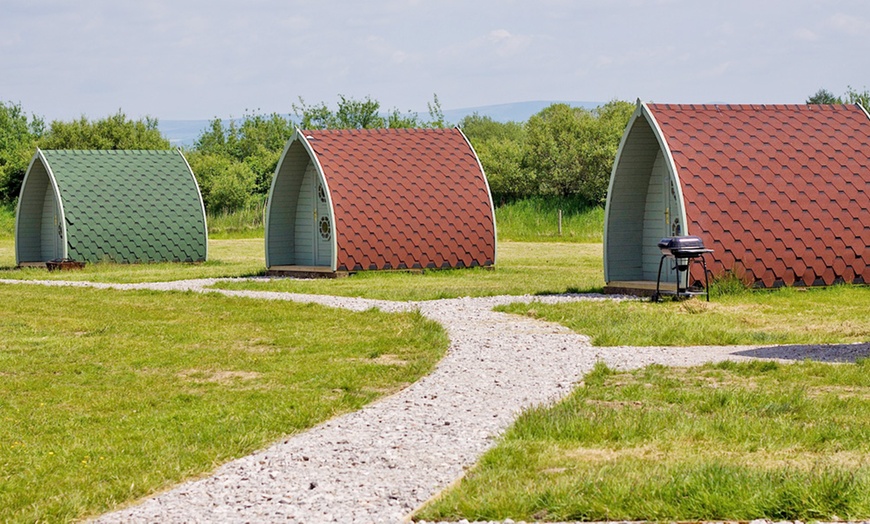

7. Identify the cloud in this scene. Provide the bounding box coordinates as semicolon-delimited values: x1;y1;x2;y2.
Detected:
700;61;732;78
485;29;533;57
593;45;683;69
827;12;870;35
793;27;819;42
362;35;418;65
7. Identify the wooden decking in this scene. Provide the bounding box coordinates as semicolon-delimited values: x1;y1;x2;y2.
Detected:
604;280;677;297
18;262;48;268
266;266;349;279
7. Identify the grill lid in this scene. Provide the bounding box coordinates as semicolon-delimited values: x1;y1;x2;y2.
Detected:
658;236;712;257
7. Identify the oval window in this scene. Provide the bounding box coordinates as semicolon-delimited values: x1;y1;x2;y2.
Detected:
319;216;331;241
317;183;327;203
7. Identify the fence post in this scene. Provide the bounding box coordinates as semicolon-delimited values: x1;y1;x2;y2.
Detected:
558;209;562;236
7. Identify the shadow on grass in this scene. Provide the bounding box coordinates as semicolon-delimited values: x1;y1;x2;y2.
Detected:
734;343;870;363
534;286;605;296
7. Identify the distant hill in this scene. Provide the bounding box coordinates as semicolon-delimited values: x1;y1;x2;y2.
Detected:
159;100;603;147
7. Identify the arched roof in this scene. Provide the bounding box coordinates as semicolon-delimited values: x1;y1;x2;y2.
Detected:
647;103;870;286
268;128;496;272
16;149;207;264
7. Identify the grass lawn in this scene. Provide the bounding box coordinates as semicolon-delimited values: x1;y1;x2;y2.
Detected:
0;236;604;298
0;238;266;283
0;284;447;522
498;284;870;346
495;198;603;243
415;360;870;522
213;242;604;301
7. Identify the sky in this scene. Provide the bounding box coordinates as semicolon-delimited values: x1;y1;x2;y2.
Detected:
2;0;869;122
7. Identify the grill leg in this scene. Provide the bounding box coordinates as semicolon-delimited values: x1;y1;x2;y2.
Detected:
701;254;710;302
653;255;667;302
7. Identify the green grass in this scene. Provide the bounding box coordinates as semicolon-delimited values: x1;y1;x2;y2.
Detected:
0;237;266;283
0;203;14;240
212;242;604;301
415;360;870;522
495;197;603;243
0;284;447;522
207;202;266;239
0;239;603;297
498;285;870;346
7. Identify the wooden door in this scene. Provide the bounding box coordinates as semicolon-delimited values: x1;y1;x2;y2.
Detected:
313;181;332;267
40;188;62;261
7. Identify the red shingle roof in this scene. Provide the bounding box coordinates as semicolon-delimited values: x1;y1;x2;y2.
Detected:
648;103;870;286
303;128;496;271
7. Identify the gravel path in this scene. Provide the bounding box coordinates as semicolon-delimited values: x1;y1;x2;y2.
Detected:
4;278;870;523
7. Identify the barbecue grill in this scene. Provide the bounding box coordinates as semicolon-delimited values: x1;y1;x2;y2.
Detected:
653;236;713;302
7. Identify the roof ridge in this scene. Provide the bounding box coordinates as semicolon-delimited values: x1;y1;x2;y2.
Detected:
41;149;177;154
303;127;451;135
648;103;856;112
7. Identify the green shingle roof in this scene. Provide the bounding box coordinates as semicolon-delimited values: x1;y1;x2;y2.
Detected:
41;149;207;263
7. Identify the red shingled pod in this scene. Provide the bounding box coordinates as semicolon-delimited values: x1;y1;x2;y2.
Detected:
265;128;497;275
605;102;870;290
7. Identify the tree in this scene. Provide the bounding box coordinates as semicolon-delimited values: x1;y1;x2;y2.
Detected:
425;93;448;129
459;114;527;199
185;152;256;213
39;110;169;150
334;95;385;129
194;111;294;193
522;100;633;205
806;86;870;107
845;85;870;109
293;95;387;129
807;88;842;104
386;108;422;129
293;93;448;130
0;101;44;202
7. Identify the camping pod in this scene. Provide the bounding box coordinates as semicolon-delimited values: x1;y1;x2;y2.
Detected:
15;149;207;265
265;128;496;276
604;101;870;293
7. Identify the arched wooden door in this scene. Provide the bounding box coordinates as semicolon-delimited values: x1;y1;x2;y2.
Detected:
313;179;332;267
294;163;333;267
40;186;63;261
642;151;681;282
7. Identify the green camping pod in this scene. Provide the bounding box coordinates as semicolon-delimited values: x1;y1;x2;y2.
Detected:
15;149;208;265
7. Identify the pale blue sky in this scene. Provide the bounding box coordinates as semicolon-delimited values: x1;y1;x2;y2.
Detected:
2;0;868;121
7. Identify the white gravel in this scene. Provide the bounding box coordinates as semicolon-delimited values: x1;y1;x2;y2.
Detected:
4;278;869;523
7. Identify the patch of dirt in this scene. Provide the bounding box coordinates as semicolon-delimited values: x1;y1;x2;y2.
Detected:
233;339;288;353
348;354;409;366
558;445;870;471
809;385;870;400
177;369;262;385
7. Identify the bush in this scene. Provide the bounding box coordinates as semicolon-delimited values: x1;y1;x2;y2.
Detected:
187;152;256;213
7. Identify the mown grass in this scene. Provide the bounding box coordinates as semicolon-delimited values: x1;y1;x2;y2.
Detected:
498;285;870;346
212;242;604;300
0;284;447;522
416;360;870;522
0;238;266;283
0;238;603;297
495;197;603;243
